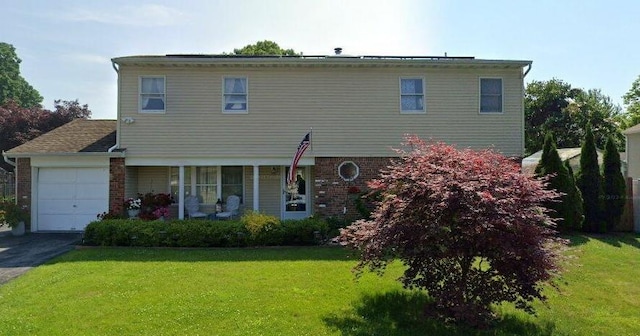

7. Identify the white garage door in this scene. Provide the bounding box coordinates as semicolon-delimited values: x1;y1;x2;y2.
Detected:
37;167;109;231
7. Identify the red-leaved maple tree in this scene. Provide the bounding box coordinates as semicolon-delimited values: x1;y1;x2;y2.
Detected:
339;136;567;327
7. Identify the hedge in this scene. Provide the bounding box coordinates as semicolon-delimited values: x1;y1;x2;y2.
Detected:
83;217;330;248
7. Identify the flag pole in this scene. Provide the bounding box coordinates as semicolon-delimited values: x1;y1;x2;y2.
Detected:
310;127;313;151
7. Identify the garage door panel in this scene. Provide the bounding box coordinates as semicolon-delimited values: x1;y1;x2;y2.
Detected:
39;168;76;183
39;214;76;231
75;199;108;215
75;184;108;199
38;200;75;214
39;184;75;199
76;168;108;182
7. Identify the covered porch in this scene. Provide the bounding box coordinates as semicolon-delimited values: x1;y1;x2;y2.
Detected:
122;158;314;220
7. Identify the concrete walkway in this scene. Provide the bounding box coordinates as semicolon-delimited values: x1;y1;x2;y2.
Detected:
0;229;82;285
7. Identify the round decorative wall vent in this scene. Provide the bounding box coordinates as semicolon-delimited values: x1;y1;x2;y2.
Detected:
338;161;359;181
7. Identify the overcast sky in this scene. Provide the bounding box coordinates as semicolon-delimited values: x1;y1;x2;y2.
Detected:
2;0;638;119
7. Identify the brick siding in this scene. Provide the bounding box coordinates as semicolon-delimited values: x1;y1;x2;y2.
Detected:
16;158;31;231
313;157;391;219
109;158;125;214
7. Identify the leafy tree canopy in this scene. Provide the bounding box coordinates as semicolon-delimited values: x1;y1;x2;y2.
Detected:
620;75;640;130
0;42;43;107
229;40;300;56
339;136;566;327
0;99;91;171
525;79;623;154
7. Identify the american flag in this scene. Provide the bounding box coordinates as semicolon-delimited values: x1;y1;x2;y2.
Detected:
287;132;311;186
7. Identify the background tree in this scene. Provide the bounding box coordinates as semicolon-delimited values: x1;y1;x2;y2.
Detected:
602;136;626;231
0;42;42;107
339;136;565;327
229;40;300;56
525;79;623;154
576;123;603;232
0;99;91;171
619;75;640;129
535;132;583;231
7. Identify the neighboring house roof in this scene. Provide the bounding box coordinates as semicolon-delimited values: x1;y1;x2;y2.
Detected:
5;119;117;156
623;123;640;135
112;54;532;69
521;147;606;175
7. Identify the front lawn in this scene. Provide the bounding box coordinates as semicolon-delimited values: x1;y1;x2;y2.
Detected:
0;235;639;335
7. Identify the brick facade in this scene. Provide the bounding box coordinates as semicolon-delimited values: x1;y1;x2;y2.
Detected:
313;157;391;219
109;158;125;214
16;158;31;230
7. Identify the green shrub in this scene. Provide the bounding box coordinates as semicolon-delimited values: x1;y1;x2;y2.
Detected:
535;132;583;231
83;216;329;247
325;216;353;238
280;217;329;245
576;123;603;232
240;211;281;244
602;136;626;231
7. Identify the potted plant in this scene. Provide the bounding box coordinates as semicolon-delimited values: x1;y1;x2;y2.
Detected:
124;197;142;218
0;199;29;236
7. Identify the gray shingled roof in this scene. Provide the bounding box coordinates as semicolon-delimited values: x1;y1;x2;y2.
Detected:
6;119;117;154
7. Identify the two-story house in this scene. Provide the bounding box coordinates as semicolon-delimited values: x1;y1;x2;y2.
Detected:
4;51;531;232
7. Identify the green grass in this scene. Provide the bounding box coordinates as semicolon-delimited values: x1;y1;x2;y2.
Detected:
0;235;639;335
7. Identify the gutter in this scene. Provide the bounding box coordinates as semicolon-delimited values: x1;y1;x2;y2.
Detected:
2;151;16;167
109;60;121;153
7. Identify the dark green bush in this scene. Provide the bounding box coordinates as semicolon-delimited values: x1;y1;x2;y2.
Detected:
279;217;329;245
83;217;329;247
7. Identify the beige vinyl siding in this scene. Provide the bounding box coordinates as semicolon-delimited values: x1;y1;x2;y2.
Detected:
627;134;640;179
125;166;138;198
118;65;525;158
136;167;169;194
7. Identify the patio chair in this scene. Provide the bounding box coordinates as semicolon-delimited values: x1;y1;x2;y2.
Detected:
184;195;208;219
215;195;240;220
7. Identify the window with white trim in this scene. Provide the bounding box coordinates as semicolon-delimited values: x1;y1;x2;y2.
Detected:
480;78;503;113
400;78;425;113
223;77;248;112
222;166;244;202
170;166;244;204
140;76;165;112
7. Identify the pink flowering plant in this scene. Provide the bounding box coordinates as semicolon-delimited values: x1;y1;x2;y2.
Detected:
153;207;170;219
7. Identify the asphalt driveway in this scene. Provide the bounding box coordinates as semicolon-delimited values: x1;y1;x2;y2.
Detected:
0;230;82;285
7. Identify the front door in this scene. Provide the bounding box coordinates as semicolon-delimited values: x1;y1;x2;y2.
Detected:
282;166;309;220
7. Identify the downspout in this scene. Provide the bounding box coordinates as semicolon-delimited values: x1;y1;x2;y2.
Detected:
521;62;532;162
108;60;121;153
523;63;532;78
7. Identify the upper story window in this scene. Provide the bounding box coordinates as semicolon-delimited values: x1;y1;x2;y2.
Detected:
400;78;425;113
140;76;165;113
223;77;248;113
480;78;503;113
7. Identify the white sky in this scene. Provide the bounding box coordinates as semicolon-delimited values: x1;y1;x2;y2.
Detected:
2;0;638;119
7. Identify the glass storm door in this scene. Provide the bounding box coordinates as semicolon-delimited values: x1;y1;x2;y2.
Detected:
283;166;309;220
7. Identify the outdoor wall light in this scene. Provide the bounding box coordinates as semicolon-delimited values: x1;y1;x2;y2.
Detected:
122;117;135;124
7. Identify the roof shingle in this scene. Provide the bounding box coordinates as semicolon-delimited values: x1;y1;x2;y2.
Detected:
6;119;117;154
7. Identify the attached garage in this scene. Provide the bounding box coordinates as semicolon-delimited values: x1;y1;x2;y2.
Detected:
36;167;109;231
3;119;120;233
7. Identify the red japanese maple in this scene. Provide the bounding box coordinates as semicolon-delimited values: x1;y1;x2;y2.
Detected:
339;136;566;326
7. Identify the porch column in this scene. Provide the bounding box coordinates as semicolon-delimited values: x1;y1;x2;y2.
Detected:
178;166;185;219
253;165;259;211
